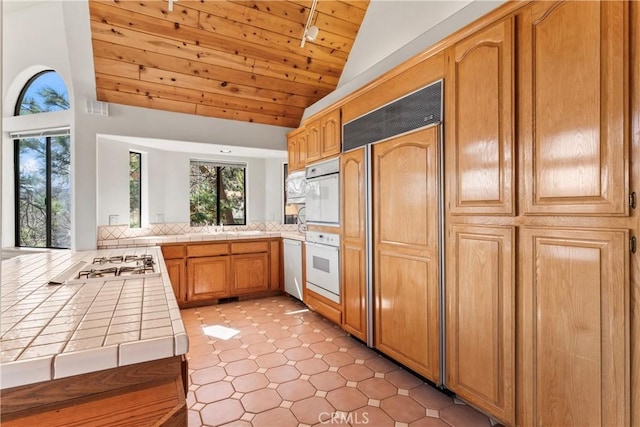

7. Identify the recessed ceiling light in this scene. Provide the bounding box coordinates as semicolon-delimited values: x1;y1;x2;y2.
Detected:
220;149;232;153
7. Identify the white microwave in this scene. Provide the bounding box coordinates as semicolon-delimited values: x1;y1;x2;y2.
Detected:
286;170;307;204
305;158;340;227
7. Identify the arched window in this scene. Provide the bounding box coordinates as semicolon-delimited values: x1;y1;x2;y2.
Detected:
13;70;71;248
15;70;69;115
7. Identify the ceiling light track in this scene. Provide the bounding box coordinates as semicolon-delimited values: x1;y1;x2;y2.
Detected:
300;0;319;48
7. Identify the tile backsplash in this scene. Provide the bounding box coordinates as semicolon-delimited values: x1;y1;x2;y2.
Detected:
98;221;298;241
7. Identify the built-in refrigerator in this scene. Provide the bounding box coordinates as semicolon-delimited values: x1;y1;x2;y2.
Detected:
341;79;445;385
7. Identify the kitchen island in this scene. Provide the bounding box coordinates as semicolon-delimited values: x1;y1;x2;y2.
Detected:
0;247;188;426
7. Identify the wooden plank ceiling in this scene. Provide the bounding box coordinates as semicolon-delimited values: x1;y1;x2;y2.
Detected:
88;0;370;128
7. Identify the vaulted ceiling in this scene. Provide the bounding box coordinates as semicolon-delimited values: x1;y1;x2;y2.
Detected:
88;0;370;128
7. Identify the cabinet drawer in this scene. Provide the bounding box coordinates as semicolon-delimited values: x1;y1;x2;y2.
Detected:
161;244;185;259
305;291;342;326
231;241;269;254
187;243;229;257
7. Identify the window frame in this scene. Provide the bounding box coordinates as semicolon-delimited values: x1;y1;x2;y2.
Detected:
14;70;68;116
189;160;247;227
13;134;71;249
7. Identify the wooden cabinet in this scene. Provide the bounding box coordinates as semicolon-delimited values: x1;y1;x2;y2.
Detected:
305;108;341;164
444;17;517;426
519;227;628;426
305;119;321;162
231;252;269;295
446;225;515;424
340;147;367;341
187;256;231;301
373;127;441;383
519;0;629;216
165;259;186;304
166;238;281;306
320;108;341;159
445;17;515;216
161;244;186;304
287;127;307;172
269;239;281;291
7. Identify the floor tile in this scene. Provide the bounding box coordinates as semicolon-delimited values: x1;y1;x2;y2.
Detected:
381;394;429;423
265;365;301;383
199;398;244;426
291;396;336;425
358;377;399;400
194;381;234;404
276;378;317;401
240;388;282;413
326;386;368;411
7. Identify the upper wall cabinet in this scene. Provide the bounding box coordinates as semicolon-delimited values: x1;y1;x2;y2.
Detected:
306;108;342;164
287;127;307;172
445;18;515;215
519;0;629;216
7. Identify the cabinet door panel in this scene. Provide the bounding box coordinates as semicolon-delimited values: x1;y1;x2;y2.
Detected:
165;259;186;304
520;227;628;426
306;120;321;163
373;127;440;382
520;1;628;215
187;256;230;300
269;240;281;291
232;253;269;294
446;225;515;425
321;109;341;158
341;148;367;341
446;18;514;215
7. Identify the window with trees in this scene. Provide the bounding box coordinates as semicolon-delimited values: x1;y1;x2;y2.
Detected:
14;70;71;248
129;151;142;228
190;160;246;226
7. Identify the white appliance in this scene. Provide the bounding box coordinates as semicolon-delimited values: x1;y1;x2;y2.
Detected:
286;170;307;204
305;231;340;303
305;158;340;227
283;238;304;301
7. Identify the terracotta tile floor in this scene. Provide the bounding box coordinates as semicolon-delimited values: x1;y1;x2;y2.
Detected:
182;295;493;427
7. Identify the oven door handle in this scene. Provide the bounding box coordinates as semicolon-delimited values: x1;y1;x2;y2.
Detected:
305;242;339;252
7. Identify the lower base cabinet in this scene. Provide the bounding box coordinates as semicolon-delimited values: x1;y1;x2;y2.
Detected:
187;256;231;301
231;253;269;294
163;238;281;306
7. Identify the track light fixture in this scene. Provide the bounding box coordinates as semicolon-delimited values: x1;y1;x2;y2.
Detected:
300;0;319;48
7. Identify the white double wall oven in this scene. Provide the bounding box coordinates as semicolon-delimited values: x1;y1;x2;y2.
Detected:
304;158;341;304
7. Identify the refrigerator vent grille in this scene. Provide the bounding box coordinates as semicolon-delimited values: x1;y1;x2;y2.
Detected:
342;80;442;152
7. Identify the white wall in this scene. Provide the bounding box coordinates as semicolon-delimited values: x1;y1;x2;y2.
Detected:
96;137;285;227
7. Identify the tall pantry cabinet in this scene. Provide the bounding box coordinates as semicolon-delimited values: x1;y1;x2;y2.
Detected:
517;2;629;426
445;1;632;426
444;16;516;425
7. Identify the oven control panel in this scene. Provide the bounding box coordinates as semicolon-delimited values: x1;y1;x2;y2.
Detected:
305;231;340;247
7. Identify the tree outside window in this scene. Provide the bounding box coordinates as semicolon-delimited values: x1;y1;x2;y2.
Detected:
190;161;246;226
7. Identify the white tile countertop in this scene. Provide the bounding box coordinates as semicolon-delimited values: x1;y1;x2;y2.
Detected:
98;230;306;248
0;247;188;389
